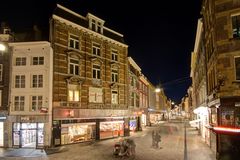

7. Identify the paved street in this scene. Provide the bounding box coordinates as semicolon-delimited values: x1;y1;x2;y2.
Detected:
0;120;215;160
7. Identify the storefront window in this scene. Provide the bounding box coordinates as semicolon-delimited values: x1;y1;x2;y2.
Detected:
210;107;217;125
12;123;44;148
61;123;96;145
13;123;20;146
0;122;3;146
100;121;124;139
235;107;240;127
221;107;234;127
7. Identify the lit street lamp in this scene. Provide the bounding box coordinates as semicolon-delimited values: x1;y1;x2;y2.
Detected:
155;88;161;93
0;43;6;51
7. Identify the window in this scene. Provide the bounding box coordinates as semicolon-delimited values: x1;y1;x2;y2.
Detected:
31;96;43;111
0;64;2;81
16;57;26;66
111;69;118;82
111;90;118;104
69;34;79;49
232;15;240;38
32;75;43;88
68;84;79;102
89;87;102;103
15;75;25;88
69;58;79;75
93;64;101;79
92;43;101;56
91;19;96;31
111;50;118;61
235;57;240;80
91;20;102;33
33;57;44;65
14;96;24;111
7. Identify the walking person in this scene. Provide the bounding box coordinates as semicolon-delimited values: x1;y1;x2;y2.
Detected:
155;130;161;149
152;130;156;148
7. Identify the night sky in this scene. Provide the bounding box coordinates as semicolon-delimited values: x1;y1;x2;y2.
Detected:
0;0;202;104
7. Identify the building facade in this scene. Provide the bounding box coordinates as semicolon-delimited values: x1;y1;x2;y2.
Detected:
7;41;53;148
0;23;14;147
201;0;240;158
50;4;130;146
128;57;142;131
190;18;210;145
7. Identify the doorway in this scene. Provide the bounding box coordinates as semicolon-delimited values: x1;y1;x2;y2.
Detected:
21;129;36;148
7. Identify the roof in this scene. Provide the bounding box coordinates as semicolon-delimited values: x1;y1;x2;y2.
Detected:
53;4;125;44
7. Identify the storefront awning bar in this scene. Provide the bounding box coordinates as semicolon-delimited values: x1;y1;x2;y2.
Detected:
54;116;125;120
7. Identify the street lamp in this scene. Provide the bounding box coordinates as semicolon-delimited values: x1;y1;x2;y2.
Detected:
155;88;161;93
0;43;6;51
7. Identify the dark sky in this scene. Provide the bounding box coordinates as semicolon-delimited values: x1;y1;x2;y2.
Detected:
0;0;202;103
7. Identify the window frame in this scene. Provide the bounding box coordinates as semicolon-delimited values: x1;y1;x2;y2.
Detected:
111;50;118;61
0;64;2;81
92;64;101;79
92;43;101;56
15;75;25;88
68;34;80;50
14;96;24;111
69;58;80;75
32;56;44;65
68;84;80;102
111;90;118;104
31;95;43;111
234;56;240;81
16;57;26;66
111;69;118;83
32;75;43;88
232;14;240;38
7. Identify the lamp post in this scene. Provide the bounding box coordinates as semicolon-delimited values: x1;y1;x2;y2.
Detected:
0;44;6;52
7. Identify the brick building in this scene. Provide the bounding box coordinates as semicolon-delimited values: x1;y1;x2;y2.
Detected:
50;4;130;146
201;0;240;158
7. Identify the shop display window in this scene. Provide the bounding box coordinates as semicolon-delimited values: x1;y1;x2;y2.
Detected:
210;107;217;125
0;122;3;146
100;121;124;139
235;107;240;127
61;123;96;145
221;108;234;127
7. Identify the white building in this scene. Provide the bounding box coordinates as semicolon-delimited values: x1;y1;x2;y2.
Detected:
7;41;53;148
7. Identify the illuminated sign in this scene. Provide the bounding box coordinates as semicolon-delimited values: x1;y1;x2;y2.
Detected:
213;126;240;134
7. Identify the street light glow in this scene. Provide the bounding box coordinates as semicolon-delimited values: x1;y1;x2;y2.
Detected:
171;102;175;105
0;44;6;51
155;88;161;93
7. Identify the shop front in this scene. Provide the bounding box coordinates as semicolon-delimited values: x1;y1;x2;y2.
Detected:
61;122;96;145
129;118;137;132
209;97;240;159
100;121;124;139
0;122;3;147
13;123;44;148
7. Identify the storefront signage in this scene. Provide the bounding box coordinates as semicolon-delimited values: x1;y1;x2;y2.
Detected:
20;116;35;122
235;102;240;107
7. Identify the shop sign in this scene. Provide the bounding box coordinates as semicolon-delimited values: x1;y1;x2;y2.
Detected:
20;116;35;122
235;102;240;107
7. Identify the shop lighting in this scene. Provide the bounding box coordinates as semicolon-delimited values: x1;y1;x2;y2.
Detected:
213;126;240;133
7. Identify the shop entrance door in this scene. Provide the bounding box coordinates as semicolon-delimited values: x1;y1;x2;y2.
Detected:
21;129;36;148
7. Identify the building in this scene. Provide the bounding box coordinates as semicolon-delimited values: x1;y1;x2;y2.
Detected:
139;74;149;127
201;0;240;158
128;57;142;131
50;4;129;146
0;22;14;147
7;41;53;148
190;18;210;144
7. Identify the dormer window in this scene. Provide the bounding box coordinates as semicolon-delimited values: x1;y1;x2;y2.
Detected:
88;13;105;34
91;19;103;34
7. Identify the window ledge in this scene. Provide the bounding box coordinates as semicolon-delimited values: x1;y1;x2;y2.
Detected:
232;81;240;84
